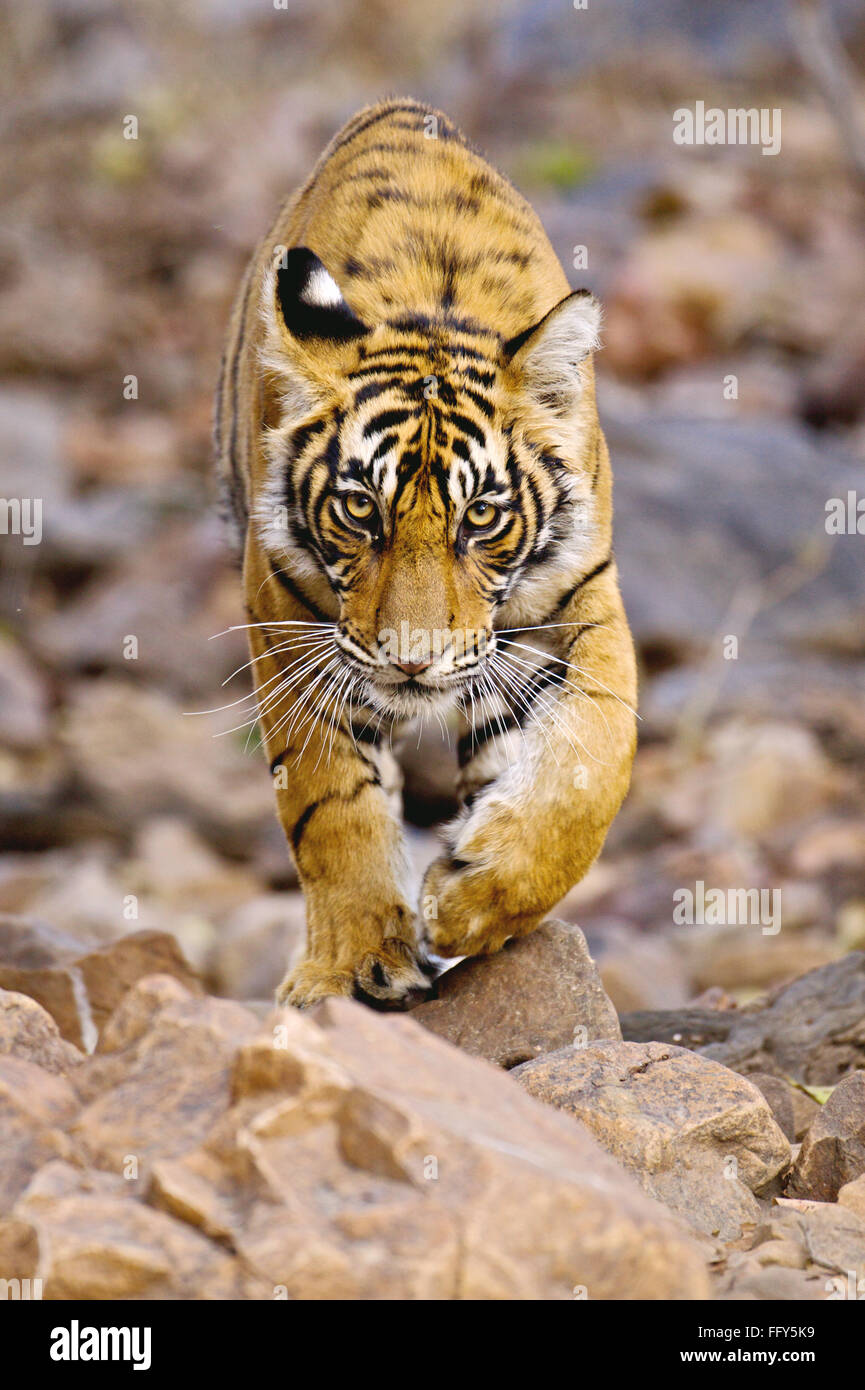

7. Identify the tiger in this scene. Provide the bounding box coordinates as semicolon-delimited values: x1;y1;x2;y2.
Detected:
215;98;638;1008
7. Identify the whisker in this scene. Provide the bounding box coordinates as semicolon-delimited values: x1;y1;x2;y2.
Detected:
208;619;335;641
490;653;610;768
494;647;615;746
499;638;640;719
495;621;609;635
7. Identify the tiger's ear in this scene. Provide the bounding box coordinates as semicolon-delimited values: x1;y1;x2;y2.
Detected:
504;289;601;417
274;247;369;345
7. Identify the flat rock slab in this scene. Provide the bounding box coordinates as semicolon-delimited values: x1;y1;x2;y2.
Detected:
512;1039;791;1240
412;920;621;1067
789;1071;865;1202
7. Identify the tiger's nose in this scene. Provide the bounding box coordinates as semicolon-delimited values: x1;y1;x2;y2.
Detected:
393;658;432;677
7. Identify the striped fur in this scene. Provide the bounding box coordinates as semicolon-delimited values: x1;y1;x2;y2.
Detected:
217;99;637;1006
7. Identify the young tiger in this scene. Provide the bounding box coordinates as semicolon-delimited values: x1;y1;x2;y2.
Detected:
216;99;637;1008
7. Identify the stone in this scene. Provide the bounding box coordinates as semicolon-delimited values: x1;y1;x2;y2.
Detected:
625;954;865;1086
0;922;203;1050
717;1262;831;1301
0;638;50;750
0;1218;39;1280
14;1161;256;1299
747;1072;797;1142
141;991;709;1299
773;1203;865;1279
789;1085;822;1142
679;925;839;996
0;988;84;1075
412;920;621;1067
0;1056;79;1215
61;680;274;859
596;928;691;1012
838;1173;865;1221
70;977;260;1179
789;1072;865;1201
512;1040;790;1239
210;892;306;999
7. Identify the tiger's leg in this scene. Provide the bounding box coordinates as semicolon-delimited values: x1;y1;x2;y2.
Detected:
245;574;428;1009
422;564;637;957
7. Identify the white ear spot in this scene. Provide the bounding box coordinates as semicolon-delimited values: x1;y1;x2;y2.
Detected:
512;291;602;416
301;266;344;309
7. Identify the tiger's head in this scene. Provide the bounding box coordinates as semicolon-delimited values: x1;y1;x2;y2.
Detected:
257;248;602;719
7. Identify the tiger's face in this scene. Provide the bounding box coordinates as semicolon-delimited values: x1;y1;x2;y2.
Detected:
259;248;602;718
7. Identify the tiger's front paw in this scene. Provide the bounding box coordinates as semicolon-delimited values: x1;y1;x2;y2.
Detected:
420;856;541;959
276;938;434;1011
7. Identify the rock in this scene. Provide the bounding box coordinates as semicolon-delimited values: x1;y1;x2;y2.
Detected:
597;929;691;1012
61;680;275;860
0;922;203;1050
621;1006;739;1049
0;988;84;1075
838;1173;865;1221
14;1161;256;1299
702;721;837;839
210;892;306;999
716;1262;831;1301
0;638;50;750
0;1218;39;1280
609;411;865;680
412;920;621;1067
31;516;246;698
747;1072;797;1143
125;988;709;1299
624;954;865;1086
789;1072;865;1202
792;819;865;876
789;1085;822;1143
70;977;260;1180
678;925;839;996
766;1202;865;1280
0;1057;79;1215
512;1040;790;1239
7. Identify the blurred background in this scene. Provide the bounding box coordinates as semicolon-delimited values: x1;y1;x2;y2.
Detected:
1;0;864;1012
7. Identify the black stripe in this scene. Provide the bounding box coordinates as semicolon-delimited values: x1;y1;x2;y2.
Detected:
291;776;379;852
268;558;331;622
363;407;413;435
450;412;486;448
331;102;427;156
550;553;613;617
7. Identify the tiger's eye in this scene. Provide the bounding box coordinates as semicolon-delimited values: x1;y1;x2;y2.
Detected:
343;493;374;521
465;501;498;529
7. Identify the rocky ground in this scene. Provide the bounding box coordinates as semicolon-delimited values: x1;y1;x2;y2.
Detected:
1;1;864;1299
1;926;865;1299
